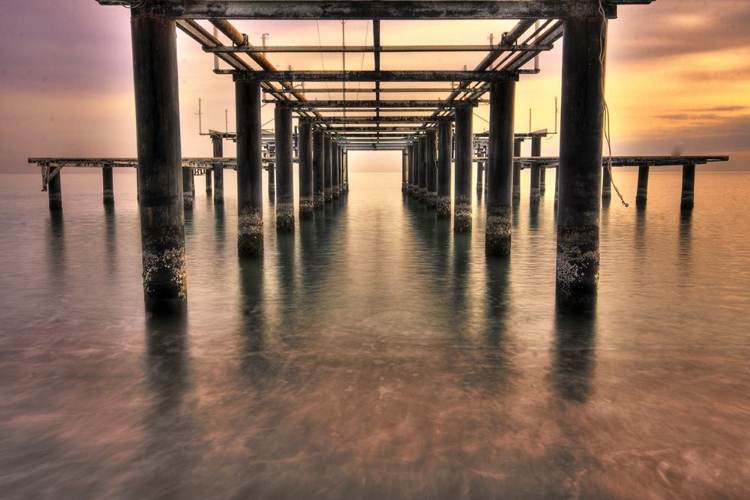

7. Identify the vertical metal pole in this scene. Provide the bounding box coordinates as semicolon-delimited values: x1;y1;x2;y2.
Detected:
182;167;194;210
131;12;186;313
274;104;294;231
102;166;114;205
486;79;516;255
212;135;224;204
332;142;341;199
454;104;473;232
425;128;438;207
298;120;314;218
235;76;264;257
313;129;325;208
437;120;453;218
512;138;522;202
556;12;607;311
324;136;333;202
530;136;541;203
636;164;649;208
681;163;695;210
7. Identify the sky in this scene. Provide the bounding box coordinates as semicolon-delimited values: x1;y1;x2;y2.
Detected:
1;0;749;173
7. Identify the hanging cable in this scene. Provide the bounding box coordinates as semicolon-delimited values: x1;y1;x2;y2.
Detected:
316;21;332;100
356;20;370;100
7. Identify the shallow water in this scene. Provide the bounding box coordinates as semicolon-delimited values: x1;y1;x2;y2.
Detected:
1;169;749;499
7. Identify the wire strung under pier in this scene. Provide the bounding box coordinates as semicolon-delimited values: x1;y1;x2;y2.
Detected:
315;21;332;100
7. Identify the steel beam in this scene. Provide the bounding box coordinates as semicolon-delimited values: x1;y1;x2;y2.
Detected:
206;44;553;54
223;70;521;82
262;100;479;109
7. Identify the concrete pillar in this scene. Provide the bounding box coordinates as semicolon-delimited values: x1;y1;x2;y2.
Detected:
48;168;63;211
602;164;612;200
205;167;212;195
425;129;438;207
407;143;416;197
476;161;484;195
556;13;607;311
343;150;349;194
486;79;516;256
235;76;264;257
212;136;224;204
554;166;560;209
298;120;314;218
131;12;186;313
411;140;420;197
324;136;332;202
268;158;275;196
102;166;114;205
313;129;325;208
530;136;541;203
636;165;649;207
418;136;428;201
275;104;294;231
332;142;341;199
437;120;453;218
454;104;473;232
512;138;522;201
540;162;547;196
402;149;408;193
681;163;695;210
182;167;194;210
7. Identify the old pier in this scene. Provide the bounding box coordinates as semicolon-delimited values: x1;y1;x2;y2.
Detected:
30;0;730;314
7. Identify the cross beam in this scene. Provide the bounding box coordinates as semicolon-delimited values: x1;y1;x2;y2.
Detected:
266;100;480;109
230;70;523;82
205;44;554;54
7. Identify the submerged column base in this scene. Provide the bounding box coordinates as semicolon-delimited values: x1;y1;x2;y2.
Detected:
425;192;438;208
402;182;408;193
556;225;599;312
530;188;541;203
276;201;295;232
314;193;325;208
141;227;187;314
238;208;264;257
486;206;512;256
636;165;649;208
454;197;472;232
418;187;427;201
103;190;115;205
183;193;194;210
437;196;451;218
214;188;224;204
324;188;332;202
332;187;340;199
299;196;314;219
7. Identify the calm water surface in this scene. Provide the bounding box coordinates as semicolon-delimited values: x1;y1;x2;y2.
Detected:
1;169;749;499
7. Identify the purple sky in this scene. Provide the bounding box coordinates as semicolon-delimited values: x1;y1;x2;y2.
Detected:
1;0;749;173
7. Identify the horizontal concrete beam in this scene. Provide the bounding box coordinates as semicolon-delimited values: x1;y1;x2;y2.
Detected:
206;43;553;54
266;100;480;109
229;70;522;82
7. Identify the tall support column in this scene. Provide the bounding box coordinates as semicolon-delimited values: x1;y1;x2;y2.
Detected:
530;136;541;203
556;13;607;311
332;142;341;199
425;129;438;208
48;167;63;211
602;164;612;200
268;160;275;195
636;164;649;207
275;104;295;231
418;136;428;201
407;143;416;196
313;129;325;208
437;120;453;218
412;140;420;197
343;150;349;194
402;149;408;193
681;163;695;210
540;161;547;195
102;166;114;205
512;138;522;201
486;79;516;256
298;120;314;218
131;12;186;313
212;136;224;204
476;162;484;195
205;167;212;195
324;136;333;202
235;76;264;257
182;167;194;209
454;104;473;232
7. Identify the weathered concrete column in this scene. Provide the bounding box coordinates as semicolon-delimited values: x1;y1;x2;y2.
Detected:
313;129;325;208
275;104;295;231
512;138;522;201
530;136;541;203
602;164;612;200
540;162;547;195
205;167;212;195
402;149;408;193
48;167;63;211
554;166;560;209
343;150;349;194
636;165;649;207
131;12;186;313
102;166;114;205
454;104;473;231
332;142;341;199
324;136;332;202
425;129;438;207
212;135;224;204
476;161;484;195
681;163;696;210
268;160;275;196
411;140;420;197
486;79;516;256
407;143;415;196
437;120;453;218
182;167;194;210
418;136;428;201
235;76;264;257
556;12;607;311
298;120;314;218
